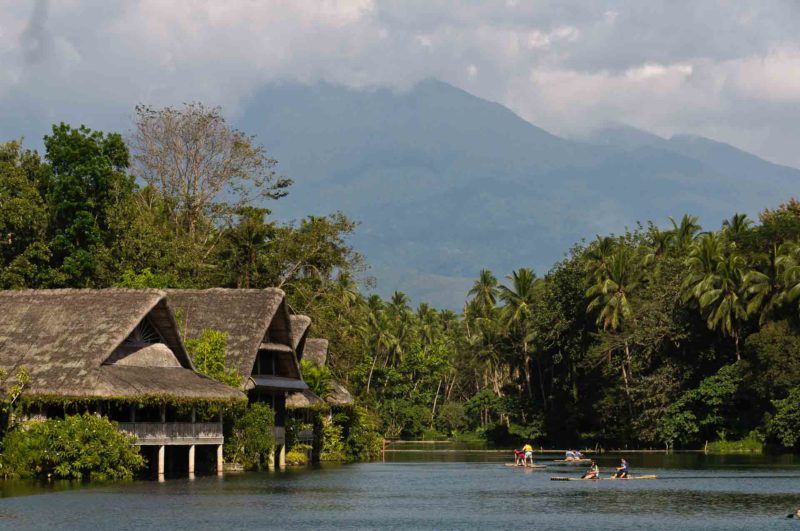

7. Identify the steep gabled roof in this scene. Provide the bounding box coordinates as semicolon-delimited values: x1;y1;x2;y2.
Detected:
290;315;312;352
167;288;289;383
0;289;242;401
302;338;328;367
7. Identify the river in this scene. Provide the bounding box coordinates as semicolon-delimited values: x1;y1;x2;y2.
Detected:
1;448;799;530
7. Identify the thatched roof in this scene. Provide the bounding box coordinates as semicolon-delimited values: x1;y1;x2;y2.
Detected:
0;289;243;402
292;337;353;407
328;380;354;406
290;315;311;351
286;389;326;409
167;288;300;385
302;338;329;367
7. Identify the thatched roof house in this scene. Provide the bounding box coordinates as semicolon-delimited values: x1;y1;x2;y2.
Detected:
0;289;244;402
167;289;307;393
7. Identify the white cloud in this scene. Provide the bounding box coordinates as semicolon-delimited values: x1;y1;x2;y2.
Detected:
730;47;800;102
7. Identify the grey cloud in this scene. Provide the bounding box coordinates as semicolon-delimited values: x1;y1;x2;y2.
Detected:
1;0;800;166
20;0;50;64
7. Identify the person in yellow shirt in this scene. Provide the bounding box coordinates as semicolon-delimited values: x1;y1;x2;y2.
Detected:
522;443;534;467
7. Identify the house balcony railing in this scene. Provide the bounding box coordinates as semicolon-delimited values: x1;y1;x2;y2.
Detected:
297;428;314;443
117;422;224;446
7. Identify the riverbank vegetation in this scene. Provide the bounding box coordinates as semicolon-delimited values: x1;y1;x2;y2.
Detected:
317;206;800;452
2;104;800;456
0;414;144;480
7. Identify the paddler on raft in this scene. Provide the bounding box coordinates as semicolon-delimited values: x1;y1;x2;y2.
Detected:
581;460;599;479
565;450;584;461
612;458;629;479
522;443;534;467
512;449;525;466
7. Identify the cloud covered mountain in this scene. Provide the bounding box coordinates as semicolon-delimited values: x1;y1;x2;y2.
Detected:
236;80;800;308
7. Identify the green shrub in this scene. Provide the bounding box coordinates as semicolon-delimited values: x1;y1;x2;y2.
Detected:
436;402;467;436
341;406;383;461
225;403;275;470
0;413;144;480
301;360;333;399
705;432;763;454
286;416;313;450
768;386;800;449
285;447;309;466
185;330;242;388
319;416;346;461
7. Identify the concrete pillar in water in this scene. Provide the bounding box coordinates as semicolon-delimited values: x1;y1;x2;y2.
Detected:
216;444;224;476
158;445;165;482
278;444;286;468
188;445;196;479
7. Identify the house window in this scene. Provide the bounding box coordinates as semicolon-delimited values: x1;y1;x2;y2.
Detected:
255;351;276;375
122;318;161;346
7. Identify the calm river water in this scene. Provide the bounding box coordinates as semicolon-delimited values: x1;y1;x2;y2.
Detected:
1;448;799;530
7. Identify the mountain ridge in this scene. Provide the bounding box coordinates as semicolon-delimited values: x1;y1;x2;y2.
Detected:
235;80;800;308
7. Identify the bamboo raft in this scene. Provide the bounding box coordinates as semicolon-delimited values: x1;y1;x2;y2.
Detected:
550;475;657;481
550;458;592;465
505;463;547;469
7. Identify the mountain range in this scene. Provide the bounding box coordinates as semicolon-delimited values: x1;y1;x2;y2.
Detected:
235;79;800;308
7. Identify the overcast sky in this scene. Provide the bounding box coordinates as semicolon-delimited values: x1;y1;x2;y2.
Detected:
2;0;800;167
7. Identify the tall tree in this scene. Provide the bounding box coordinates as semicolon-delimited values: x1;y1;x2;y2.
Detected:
499;268;544;405
697;253;749;360
670;214;702;249
44;124;134;287
468;269;499;316
586;245;642;406
130;103;291;240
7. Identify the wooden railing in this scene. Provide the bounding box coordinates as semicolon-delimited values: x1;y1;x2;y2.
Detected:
117;422;223;445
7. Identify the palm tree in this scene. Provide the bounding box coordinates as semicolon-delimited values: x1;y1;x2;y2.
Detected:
362;309;395;394
722;213;752;240
670;214;702;249
644;227;674;266
499;268;545;405
586;245;642;407
683;233;723;302
468;269;499;316
586;246;641;331
744;243;782;324
416;303;438;348
388;291;410;315
779;242;800;314
498;268;541;326
585;235;616;280
697;253;748;360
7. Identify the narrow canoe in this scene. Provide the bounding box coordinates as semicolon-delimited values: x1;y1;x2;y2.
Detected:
505;463;547;469
550;475;657;481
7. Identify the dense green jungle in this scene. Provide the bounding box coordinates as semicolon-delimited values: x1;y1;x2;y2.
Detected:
2;104;800;457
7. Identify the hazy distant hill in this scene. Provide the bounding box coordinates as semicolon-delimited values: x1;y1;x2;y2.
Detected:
236;80;800;308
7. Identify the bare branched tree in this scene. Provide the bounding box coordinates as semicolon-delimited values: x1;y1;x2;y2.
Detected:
130;103;292;238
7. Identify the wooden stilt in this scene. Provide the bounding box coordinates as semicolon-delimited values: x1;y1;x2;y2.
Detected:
158;445;165;482
188;445;196;479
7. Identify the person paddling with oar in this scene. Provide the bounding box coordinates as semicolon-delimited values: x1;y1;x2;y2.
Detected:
612;458;629;479
581;460;599;479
